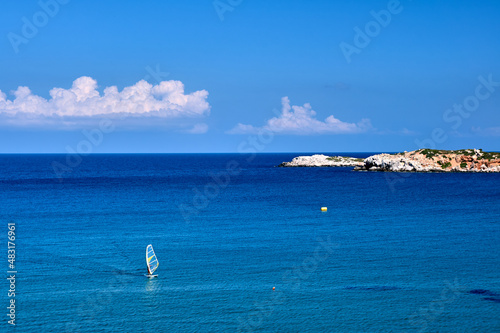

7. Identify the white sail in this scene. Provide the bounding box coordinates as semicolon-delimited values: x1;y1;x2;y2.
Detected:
146;244;159;275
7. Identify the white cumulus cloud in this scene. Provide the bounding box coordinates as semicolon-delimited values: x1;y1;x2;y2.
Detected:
0;76;210;129
228;97;372;135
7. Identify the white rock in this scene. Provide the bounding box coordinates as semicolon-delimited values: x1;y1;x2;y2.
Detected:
278;154;364;167
357;151;500;173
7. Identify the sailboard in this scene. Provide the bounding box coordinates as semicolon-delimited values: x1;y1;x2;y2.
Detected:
145;244;159;278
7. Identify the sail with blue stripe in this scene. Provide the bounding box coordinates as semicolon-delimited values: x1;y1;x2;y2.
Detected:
146;244;159;275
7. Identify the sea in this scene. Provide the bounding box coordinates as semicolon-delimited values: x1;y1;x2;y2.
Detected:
1;153;499;332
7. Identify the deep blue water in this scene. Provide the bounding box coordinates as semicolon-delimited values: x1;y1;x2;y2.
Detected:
1;153;499;332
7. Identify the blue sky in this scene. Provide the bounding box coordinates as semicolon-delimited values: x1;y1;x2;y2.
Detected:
0;0;499;153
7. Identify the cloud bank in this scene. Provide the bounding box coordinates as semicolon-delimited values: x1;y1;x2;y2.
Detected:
0;76;210;128
228;97;372;135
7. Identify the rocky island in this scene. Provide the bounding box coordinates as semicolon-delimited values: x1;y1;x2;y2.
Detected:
355;149;500;172
278;149;500;172
278;154;364;167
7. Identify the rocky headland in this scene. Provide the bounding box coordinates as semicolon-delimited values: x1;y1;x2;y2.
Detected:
278;149;500;172
355;149;500;172
277;154;364;167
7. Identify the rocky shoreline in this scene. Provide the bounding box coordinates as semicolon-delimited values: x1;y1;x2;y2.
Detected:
278;149;500;172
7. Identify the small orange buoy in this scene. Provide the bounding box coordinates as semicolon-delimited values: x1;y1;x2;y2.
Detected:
272;287;275;290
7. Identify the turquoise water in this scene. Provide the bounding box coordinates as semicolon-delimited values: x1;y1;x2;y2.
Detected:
1;153;499;332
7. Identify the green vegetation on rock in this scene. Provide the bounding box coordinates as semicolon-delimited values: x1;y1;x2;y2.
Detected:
480;152;500;160
418;148;474;159
441;162;451;169
414;148;500;160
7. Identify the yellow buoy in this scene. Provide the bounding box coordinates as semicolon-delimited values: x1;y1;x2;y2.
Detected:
321;207;327;212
